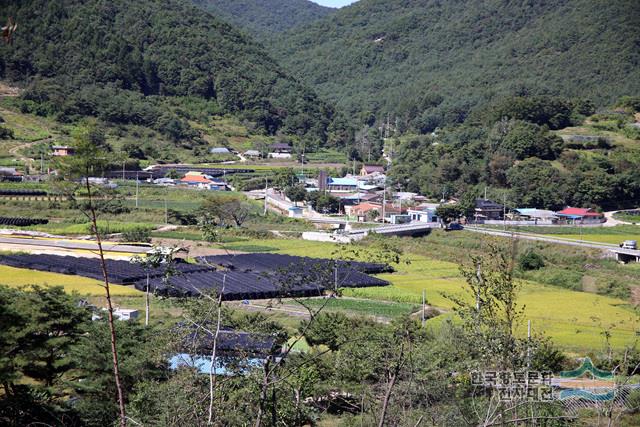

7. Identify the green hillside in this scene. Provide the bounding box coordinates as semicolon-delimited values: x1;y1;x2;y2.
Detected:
192;0;333;37
0;0;347;152
271;0;640;130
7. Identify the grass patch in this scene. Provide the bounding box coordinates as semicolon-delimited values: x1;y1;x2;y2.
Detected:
25;221;157;235
295;297;418;318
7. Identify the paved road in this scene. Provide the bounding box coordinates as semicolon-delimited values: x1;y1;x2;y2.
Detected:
0;236;150;254
464;226;640;255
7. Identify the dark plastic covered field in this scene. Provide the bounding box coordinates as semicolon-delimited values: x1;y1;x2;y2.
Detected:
0;253;390;300
197;253;394;274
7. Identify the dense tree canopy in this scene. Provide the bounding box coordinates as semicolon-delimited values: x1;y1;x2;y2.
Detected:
192;0;333;38
0;0;346;146
270;0;640;130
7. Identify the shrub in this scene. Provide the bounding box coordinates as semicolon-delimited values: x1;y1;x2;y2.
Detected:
121;227;152;243
598;279;630;300
518;251;545;271
0;125;14;139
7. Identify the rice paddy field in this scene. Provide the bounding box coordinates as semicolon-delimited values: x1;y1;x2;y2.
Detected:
224;238;640;352
0;265;140;296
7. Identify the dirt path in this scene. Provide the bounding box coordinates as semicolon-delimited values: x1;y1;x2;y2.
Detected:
8;136;53;165
630;286;640;306
150;237;245;257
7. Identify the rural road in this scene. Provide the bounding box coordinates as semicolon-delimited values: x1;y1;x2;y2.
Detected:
463;226;627;251
0;236;150;254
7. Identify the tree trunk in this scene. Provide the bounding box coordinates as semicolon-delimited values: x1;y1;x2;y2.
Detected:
254;358;271;427
207;275;225;425
145;273;150;326
85;177;127;427
378;370;398;427
378;343;405;427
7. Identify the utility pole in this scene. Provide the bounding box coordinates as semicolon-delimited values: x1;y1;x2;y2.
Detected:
526;320;533;369
382;179;387;224
135;172;139;209
40;153;44;174
122;160;125;180
263;176;268;216
421;289;426;327
164;197;168;224
503;192;506;231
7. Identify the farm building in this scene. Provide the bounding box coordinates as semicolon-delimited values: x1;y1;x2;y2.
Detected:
326;177;358;192
210;147;231;154
244;149;261;157
169;328;281;375
555;207;604;224
513;208;557;223
0;167;22;182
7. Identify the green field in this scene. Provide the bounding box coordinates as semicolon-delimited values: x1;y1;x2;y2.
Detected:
0;265;140;296
225;238;640;351
295;297;418;319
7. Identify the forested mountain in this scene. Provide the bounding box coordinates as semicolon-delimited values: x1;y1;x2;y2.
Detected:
191;0;333;38
0;0;346;148
271;0;640;131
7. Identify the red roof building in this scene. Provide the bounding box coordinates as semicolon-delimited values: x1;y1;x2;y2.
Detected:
180;175;213;184
555;207;604;223
555;207;603;218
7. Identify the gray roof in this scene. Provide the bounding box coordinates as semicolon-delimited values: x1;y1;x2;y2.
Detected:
210;147;231;154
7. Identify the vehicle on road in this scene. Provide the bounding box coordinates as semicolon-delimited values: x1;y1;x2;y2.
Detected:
445;223;464;231
620;240;638;250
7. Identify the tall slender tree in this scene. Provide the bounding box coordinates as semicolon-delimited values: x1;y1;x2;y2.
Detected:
55;126;127;427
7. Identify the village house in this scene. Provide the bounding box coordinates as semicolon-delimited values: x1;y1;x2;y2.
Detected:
51;145;75;157
180;172;228;191
474;198;504;221
268;143;292;159
408;205;439;223
360;164;385;176
346;201;405;222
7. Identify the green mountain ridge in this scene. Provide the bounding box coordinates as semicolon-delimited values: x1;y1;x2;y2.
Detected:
270;0;640;130
0;0;345;150
191;0;334;38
